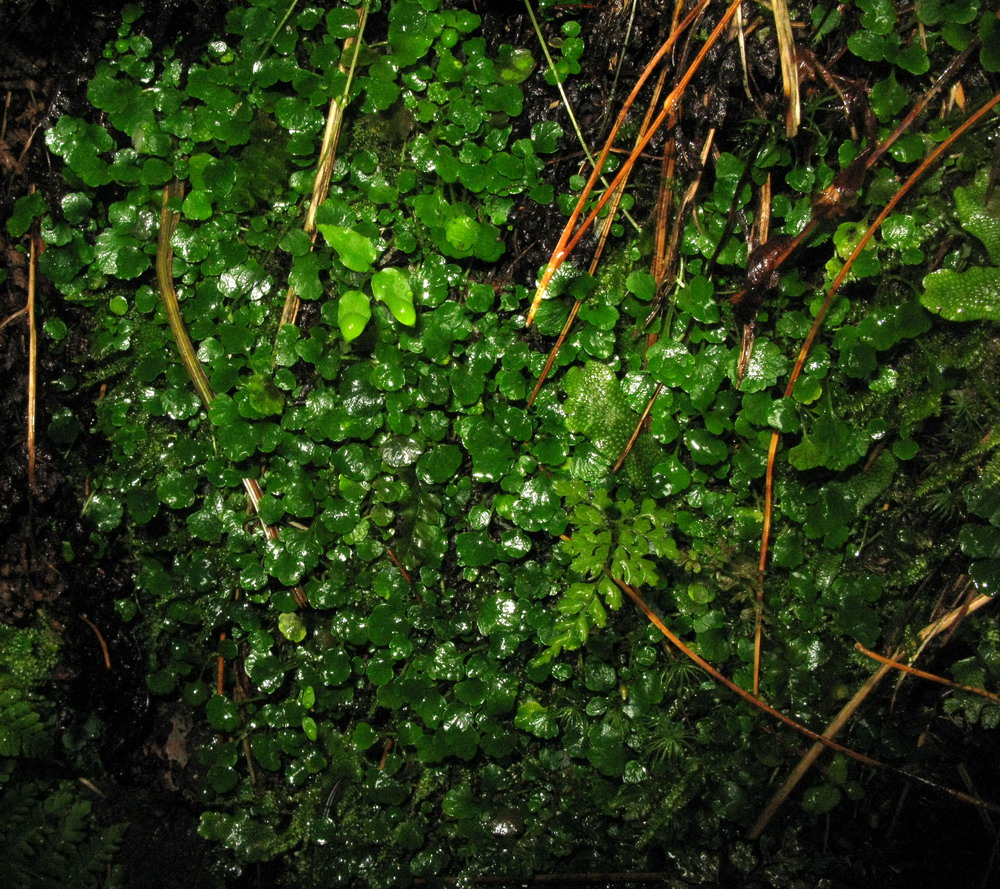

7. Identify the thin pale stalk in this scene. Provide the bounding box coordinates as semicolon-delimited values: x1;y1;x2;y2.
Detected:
772;0;800;137
523;0;641;234
27;208;37;492
749;594;995;838
278;2;368;332
0;307;26;331
158;184;309;608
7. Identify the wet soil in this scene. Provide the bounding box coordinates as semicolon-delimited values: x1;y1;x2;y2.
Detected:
1;3;235;887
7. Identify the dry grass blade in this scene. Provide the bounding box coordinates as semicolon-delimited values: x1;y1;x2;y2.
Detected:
749;594;996;838
277;2;369;333
158;183;309;608
772;0;800;137
157;182;214;409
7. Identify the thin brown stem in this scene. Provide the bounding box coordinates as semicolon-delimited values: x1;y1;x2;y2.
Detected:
27;209;38;492
753;92;1000;695
750;594;996;838
855;642;1000;705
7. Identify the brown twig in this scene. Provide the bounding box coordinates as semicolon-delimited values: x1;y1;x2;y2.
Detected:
26;202;38;492
855;642;1000;705
80;614;111;669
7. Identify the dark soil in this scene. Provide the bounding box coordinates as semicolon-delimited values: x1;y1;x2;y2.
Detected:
1;3;234;887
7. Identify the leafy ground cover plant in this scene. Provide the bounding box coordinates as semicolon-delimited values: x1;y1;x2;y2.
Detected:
23;0;1000;884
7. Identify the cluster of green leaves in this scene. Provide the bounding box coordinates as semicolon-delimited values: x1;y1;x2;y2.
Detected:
922;169;1000;322
0;620;59;766
39;0;714;882
0;619;126;889
0;781;127;889
37;0;1000;883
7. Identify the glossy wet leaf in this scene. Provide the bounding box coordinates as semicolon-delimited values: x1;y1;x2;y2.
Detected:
278;612;307;643
416;444;463;484
954;174;1000;265
318;224;377;272
514;700;558;739
372;268;416;326
455;531;497;568
338;290;372;342
206;694;240;732
7;191;46;238
921;267;1000;321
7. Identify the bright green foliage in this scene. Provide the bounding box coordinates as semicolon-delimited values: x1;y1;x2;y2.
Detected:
921;171;1000;321
36;0;1000;883
0;620;125;889
0;621;59;760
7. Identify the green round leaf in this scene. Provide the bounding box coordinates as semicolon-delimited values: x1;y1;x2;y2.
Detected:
339;290;372;342
372;267;416;326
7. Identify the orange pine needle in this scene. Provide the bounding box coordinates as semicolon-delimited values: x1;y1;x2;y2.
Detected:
530;0;743;328
27;218;38;493
80;615;111;669
605;569;881;766
528;65;670;406
387;546;413;586
217;631;227;695
854;643;1000;705
753;91;1000;697
525;0;717;326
